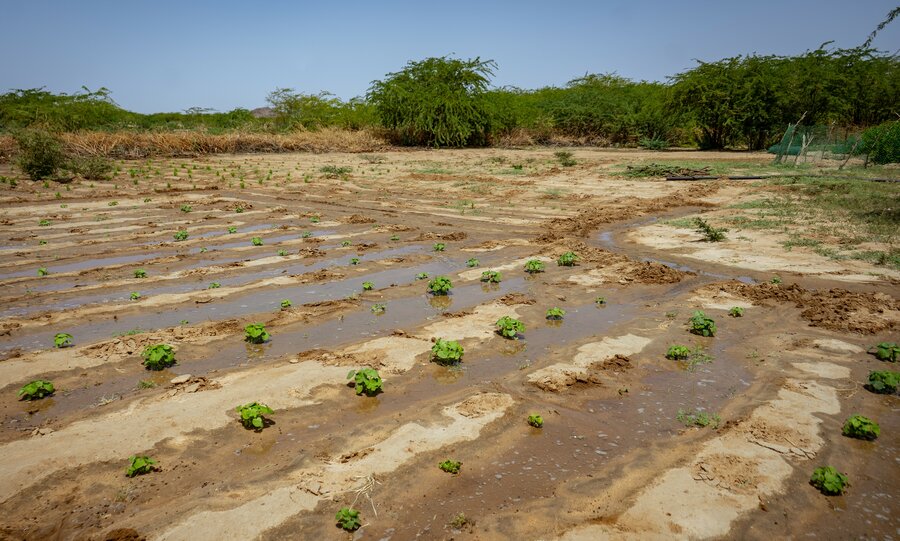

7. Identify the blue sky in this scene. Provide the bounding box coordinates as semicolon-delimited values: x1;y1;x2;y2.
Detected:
2;0;898;113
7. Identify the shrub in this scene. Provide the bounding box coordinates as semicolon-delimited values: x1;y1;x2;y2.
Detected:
141;344;176;370
866;370;899;394
466;257;479;267
666;345;690;360
347;368;383;396
688;311;716;337
871;342;899;362
236;402;274;430
480;270;501;283
496;316;524;339
860;120;900;164
14;129;66;180
639;137;669;150
810;466;849;495
432;338;464;365
524;259;545;273
70;156;114;180
694;217;727;242
439;459;462;474
54;332;73;348
557;251;578;266
728;306;744;317
362;281;374;291
251;236;263;246
428;276;453;295
554;150;577;167
527;414;544;428
841;414;880;440
676;409;720;428
335;507;361;531
173;230;188;241
134;268;147;278
546;307;565;320
244;323;270;344
126;455;159;477
18;380;55;400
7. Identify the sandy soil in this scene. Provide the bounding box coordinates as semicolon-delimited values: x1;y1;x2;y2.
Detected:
0;148;896;541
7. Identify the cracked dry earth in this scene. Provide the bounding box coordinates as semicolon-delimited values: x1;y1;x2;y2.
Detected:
0;148;897;540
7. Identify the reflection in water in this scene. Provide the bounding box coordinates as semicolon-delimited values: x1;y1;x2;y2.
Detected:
245;342;270;362
545;319;563;328
354;395;382;414
496;339;527;356
23;397;56;415
428;295;453;310
431;364;466;385
480;282;501;293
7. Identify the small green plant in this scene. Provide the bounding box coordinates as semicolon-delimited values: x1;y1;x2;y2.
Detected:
693;217;728;242
134;268;147;278
244;323;270;344
310;215;320;223
347;368;383;396
554;150;576;167
428;276;453;295
496;316;524;339
130;292;141;301
871;342;899;362
180;204;192;213
770;275;783;285
277;249;288;256
439;459;462;474
466;258;479;267
39;219;51;226
54;332;73;348
546;307;565;320
350;257;360;265
666;345;691;360
527;414;544;428
320;165;352;179
524;259;545;273
227;226;237;234
416;272;429;280
371;303;386;314
557;251;578;266
141;344;176;370
866;370;899;394
125;455;159;477
173;230;188;241
280;299;292;309
301;231;312;238
335;507;361;531
841;414;880;440
480;270;502;283
728;306;744;317
595;296;607;305
208;282;221;289
37;267;48;276
341;240;351;247
251;236;263;246
361;281;374;291
433;242;446;252
676;409;720;428
236;402;274;430
235;206;244;213
137;379;156;389
688;311;716;337
390;234;400;241
432;338;464;365
18;380;55;400
810;466;849;495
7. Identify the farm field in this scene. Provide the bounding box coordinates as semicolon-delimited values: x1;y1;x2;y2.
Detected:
0;148;897;540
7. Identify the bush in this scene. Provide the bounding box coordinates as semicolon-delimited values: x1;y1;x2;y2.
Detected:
14;129;66;180
841;414;879;440
809;466;849;495
70;156;114;180
639;137;669;150
860;120;900;164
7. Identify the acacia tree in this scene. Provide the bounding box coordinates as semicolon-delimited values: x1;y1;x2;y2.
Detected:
367;56;496;147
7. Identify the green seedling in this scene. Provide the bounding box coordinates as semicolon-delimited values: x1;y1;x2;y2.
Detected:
341;240;351;247
173;230;188;241
37;267;48;276
235;206;244;213
527;414;544;428
141;344;176;370
208;282;221;289
770;275;783;285
666;345;691;360
371;303;386;314
693;217;728;242
199;247;208;253
524;259;545;273
277;249;288;256
595;296;607;305
390;235;400;241
39;219;50;226
227;227;237;234
546;307;565;320
866;370;899;394
688;311;716;337
130;292;141;301
125;455;159;477
39;240;47;245
842;414;880;440
251;237;263;246
134;268;147;278
428;276;453;295
335;507;361;531
310;216;320;223
871;342;899;362
54;332;73;348
236;402;274;430
432;338;464;365
347;368;383;396
280;299;292;309
416;272;429;280
810;466;849;495
676;409;720;428
137;380;156;389
439;459;462;474
433;242;446;252
557;251;578;266
244;323;270;344
496;316;524;339
728;306;744;317
362;281;374;291
180;204;192;213
301;231;312;238
18;380;55;400
350;257;360;265
466;258;479;267
480;270;502;283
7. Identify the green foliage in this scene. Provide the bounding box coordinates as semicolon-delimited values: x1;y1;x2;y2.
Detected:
37;267;48;277
496;316;525;339
251;236;263;246
480;270;501;283
466;257;479;267
728;306;744;317
180;204;192;213
335;507;361;531
694;217;727;242
141;344;176;370
416;272;429;280
676;409;720;428
18;379;55;400
770;275;783;285
370;303;386;314
872;342;899;362
546;307;565;320
524;259;545;273
341;240;351;247
368;56;495;147
173;229;188;241
527;414;544;428
134;268;147;278
841;414;880;440
428;276;453;295
350;257;360;265
390;235;400;241
362;281;374;291
860;120;900;164
557;251;578;266
301;231;312;238
810;466;849;495
208;282;221;289
347;368;383;396
244;323;270;344
310;216;320;223
688;311;717;337
866;370;899;394
277;249;288;256
320;165;352;179
39;219;50;226
14;129;66;180
666;345;691;360
125;455;159;477
235;402;274;430
595;296;607;305
554;150;576;167
70;156;114;180
439;459;462;474
130;292;141;301
280;299;292;309
431;338;464;365
433;242;446;252
54;332;73;348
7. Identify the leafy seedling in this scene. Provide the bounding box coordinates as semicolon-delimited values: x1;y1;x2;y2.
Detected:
141;344;176;370
439;459;462;474
362;281;374;291
125;456;159;477
39;219;50;227
842;414;880;440
390;235;400;241
277;249;288;256
371;303;386;314
310;216;320;223
666;345;690;360
416;272;429;280
432;242;446;252
227;227;237;234
251;236;263;246
130;292;141;301
347;368;383;396
235;402;274;430
866;370;899;394
693;217;728;242
527;414;544;428
728;306;744;317
546;307;565;320
335;507;361;531
244;323;270;344
676;409;720;428
688;311;716;337
341;240;351;247
37;267;48;276
173;230;188;241
18;380;55;400
557;251;578;266
466;258;479;267
350;257;360;265
280;299;292;309
524;259;545;273
595;296;606;305
496;316;525;339
432;338;464;365
770;275;782;285
134;268;147;278
810;466;849;495
871;342;899;362
180;204;192;213
480;270;501;283
208;282;221;289
54;332;73;348
301;231;312;238
428;276;453;295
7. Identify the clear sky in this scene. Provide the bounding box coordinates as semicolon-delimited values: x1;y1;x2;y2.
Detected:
2;0;898;113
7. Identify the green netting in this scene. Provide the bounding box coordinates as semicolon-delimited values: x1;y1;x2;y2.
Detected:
769;124;860;163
